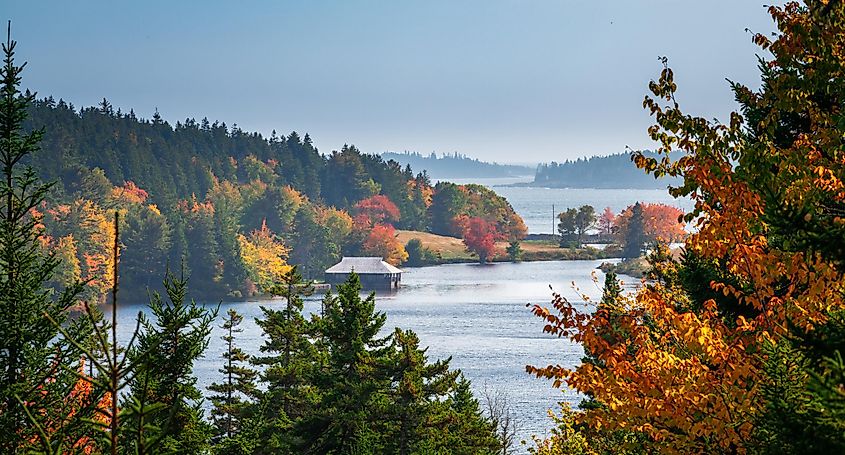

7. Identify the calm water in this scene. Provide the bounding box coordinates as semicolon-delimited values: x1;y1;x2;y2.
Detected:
110;183;669;449
443;177;694;234
112;259;635;449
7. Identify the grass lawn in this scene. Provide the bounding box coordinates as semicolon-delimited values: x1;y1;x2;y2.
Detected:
395;230;605;263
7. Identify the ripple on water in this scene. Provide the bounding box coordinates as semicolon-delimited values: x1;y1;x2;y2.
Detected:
112;259;620;453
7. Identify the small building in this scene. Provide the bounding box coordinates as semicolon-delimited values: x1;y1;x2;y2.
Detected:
325;257;402;291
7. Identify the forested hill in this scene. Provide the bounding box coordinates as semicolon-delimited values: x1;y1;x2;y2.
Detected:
529;152;681;189
381;151;534;179
23;97;526;301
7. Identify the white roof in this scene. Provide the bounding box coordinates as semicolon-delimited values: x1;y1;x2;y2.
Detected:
325;257;403;274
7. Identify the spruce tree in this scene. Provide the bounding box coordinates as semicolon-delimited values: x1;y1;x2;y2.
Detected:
127;270;217;453
0;23;86;453
444;376;499;454
383;328;461;455
300;272;392;453
251;266;317;452
208;309;258;443
621;202;646;259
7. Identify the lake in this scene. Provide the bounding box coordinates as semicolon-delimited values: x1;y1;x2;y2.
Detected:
110;182;673;450
112;259;635;450
441;177;694;235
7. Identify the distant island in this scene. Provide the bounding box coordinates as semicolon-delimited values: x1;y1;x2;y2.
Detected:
381;151;534;179
521;151;681;189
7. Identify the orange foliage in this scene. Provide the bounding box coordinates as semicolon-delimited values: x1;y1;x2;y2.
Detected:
362;223;408;266
407;179;433;207
34;358;111;453
177;195;215;216
615;202;686;243
528;4;845;453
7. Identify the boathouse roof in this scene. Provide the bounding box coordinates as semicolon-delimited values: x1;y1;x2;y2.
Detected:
325;257;403;275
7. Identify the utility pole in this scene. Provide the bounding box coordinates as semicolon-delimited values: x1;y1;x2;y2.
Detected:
552;204;555;236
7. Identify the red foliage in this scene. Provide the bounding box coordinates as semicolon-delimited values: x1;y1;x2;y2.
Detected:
460;217;502;263
112;181;149;204
598;206;615;236
354;195;401;227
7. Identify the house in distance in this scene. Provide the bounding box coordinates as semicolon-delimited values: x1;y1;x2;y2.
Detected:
325;257;403;291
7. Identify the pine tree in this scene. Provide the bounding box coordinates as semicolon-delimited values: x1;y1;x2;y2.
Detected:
506;240;522;262
0;23;87;453
579;271;623;411
127;270;217;453
208;309;258;442
382;329;455;454
445;376;499;454
251;266;317;452
300;272;393;453
621;202;645;259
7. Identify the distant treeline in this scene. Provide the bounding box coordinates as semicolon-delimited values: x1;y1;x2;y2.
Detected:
381;151;534;179
22;97;525;301
529;152;681;189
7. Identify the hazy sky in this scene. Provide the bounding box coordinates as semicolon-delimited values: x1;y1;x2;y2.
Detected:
4;1;777;164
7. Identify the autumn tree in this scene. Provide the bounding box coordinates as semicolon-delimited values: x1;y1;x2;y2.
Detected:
354;194;401;226
460;216;502;264
362;223;408;266
615;202;685;247
597;206;615;239
529;2;845;453
237;220;292;294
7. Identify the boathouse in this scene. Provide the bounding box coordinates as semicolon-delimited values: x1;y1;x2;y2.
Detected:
324;257;402;290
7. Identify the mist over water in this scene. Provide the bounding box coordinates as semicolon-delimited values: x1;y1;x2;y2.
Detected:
110;183;672;450
111;259;639;450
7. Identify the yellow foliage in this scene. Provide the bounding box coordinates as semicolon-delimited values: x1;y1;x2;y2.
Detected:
238;220;292;293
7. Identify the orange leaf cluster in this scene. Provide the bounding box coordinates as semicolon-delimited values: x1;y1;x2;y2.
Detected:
529;3;845;453
362;223;408;266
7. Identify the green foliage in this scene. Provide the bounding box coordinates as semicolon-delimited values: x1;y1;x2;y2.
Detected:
0;27;89;453
288;205;339;280
121;203;172;293
404;238;437;266
558;205;595;247
506;240;523;262
251;266;317;452
533;151;680;190
127;270;217;454
208;309;258;443
301;273;393;453
620;202;645;259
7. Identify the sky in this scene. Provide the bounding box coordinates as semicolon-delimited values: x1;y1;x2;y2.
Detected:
4;1;777;164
